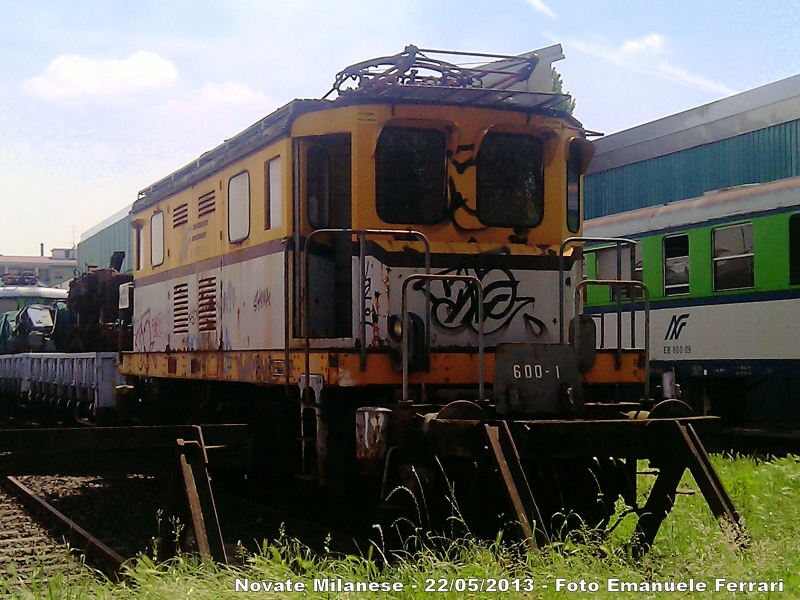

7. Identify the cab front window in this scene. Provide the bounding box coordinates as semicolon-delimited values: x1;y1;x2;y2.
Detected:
477;132;544;228
375;127;447;225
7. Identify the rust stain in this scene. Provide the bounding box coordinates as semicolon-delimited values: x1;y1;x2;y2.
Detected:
121;350;497;386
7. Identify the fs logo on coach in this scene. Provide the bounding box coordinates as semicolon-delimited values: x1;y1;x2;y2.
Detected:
664;313;690;341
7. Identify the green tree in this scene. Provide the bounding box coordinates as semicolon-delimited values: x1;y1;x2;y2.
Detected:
551;67;576;115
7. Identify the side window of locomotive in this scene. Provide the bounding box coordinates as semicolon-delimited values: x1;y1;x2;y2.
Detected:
228;171;250;243
566;140;582;233
713;223;754;291
790;214;800;285
151;212;164;267
375;128;447;224
477;132;544;228
663;234;689;296
307;146;330;229
265;156;282;230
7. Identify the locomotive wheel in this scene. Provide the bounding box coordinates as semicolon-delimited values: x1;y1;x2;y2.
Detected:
435;400;487;420
649;399;694;419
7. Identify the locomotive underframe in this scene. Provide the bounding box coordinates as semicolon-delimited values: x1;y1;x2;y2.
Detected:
108;359;744;552
424;414;739;550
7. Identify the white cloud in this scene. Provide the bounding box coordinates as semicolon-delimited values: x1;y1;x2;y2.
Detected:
568;34;738;96
525;0;556;20
24;51;178;99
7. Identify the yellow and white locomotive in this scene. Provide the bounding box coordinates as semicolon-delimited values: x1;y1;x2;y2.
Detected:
116;47;740;548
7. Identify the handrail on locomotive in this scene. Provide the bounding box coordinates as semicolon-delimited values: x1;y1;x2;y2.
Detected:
575;278;651;399
301;228;431;400
299;231;650;408
559;236;650;393
401;273;485;403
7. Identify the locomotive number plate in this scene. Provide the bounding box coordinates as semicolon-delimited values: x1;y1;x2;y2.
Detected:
494;343;584;416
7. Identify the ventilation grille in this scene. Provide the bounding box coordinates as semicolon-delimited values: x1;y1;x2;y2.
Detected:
198;191;216;218
197;277;217;332
173;283;189;334
173;203;189;228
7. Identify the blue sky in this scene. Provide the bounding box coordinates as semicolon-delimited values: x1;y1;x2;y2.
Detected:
1;0;799;257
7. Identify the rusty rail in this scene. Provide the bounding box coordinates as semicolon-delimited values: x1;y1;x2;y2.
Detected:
0;475;125;579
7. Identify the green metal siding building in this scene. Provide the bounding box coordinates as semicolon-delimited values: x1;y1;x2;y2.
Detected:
585;74;800;218
76;205;133;274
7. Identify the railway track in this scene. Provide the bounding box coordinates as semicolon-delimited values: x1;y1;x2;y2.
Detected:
3;470;365;576
0;480;82;583
0;423;366;574
1;476;125;579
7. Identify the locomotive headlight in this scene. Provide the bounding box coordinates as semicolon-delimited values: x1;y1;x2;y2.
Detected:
388;314;403;341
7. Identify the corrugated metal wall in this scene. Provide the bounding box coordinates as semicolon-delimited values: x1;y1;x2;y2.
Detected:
76;214;134;274
585;118;800;218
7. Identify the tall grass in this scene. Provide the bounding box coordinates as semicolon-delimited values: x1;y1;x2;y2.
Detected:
5;454;800;599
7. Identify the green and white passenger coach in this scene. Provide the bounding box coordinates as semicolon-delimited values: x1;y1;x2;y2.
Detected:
584;175;800;423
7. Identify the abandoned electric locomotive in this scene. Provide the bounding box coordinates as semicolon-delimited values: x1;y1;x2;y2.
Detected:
114;47;741;548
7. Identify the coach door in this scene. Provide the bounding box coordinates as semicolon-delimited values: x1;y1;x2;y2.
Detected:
301;134;353;339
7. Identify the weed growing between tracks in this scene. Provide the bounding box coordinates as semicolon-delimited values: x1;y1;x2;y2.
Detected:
3;454;800;599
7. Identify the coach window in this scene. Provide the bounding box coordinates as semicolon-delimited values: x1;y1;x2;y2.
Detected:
790;214;800;285
663;234;689;296
375;127;447;224
477;132;544;228
228;171;250;243
151;212;164;267
265;156;282;230
713;223;754;291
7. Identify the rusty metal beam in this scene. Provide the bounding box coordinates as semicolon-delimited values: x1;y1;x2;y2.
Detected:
429;415;742;553
632;460;685;551
680;423;745;538
507;417;719;459
632;420;747;551
157;430;227;564
176;438;227;564
484;424;534;548
484;423;551;549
